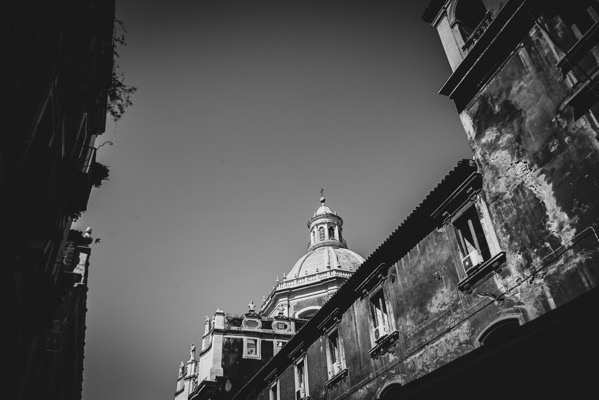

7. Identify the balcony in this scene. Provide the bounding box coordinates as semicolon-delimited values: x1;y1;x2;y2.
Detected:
64;146;97;214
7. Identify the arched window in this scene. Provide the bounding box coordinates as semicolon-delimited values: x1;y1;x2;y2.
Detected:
296;307;320;319
318;227;325;241
311;230;315;244
379;383;402;400
328;226;335;240
455;0;487;41
478;318;520;346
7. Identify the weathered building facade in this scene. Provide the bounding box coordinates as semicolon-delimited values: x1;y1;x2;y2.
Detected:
42;230;95;400
175;1;599;399
2;1;116;398
178;310;306;400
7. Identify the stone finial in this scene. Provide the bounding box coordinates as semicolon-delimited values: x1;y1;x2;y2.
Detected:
282;273;286;280
204;316;211;335
248;300;256;312
179;361;185;377
275;276;279;283
189;343;196;359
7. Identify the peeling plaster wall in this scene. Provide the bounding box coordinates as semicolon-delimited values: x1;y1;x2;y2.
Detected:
255;229;519;400
251;12;599;400
459;21;599;319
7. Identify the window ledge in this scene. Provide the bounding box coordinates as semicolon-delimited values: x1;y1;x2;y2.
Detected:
368;330;400;359
458;251;506;293
325;368;348;388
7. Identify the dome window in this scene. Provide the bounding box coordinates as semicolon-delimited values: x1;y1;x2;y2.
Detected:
318;227;325;241
328;226;335;240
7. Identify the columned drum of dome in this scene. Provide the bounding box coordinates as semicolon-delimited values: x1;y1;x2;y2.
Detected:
261;195;365;319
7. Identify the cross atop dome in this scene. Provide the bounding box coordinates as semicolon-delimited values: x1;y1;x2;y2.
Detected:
314;188;335;217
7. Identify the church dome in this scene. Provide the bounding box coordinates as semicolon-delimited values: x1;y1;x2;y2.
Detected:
288;247;365;279
260;192;365;318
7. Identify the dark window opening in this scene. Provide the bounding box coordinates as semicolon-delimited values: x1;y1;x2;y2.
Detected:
561;2;599;39
479;319;520;346
318;227;325;241
379;383;402;400
455;0;488;41
328;226;335;240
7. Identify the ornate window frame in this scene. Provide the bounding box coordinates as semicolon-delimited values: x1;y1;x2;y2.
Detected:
243;337;261;359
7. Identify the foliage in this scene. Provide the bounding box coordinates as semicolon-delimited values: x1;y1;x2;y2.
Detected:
108;19;137;121
70;211;84;222
91;161;110;187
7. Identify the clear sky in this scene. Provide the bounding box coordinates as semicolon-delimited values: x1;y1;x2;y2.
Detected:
75;1;472;399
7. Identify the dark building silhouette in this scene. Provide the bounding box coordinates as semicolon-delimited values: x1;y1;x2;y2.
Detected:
2;1;116;398
174;1;599;399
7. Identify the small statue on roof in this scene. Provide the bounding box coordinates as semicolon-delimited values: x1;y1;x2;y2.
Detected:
277;303;286;317
189;343;196;359
248;300;256;313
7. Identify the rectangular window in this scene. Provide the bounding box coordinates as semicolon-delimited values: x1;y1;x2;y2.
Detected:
295;357;309;399
274;340;286;355
269;381;279;400
243;337;261;359
326;329;345;378
453;205;491;271
452;202;503;275
369;290;390;343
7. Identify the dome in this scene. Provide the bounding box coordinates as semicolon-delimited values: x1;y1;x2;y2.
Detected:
287;247;365;279
315;204;333;215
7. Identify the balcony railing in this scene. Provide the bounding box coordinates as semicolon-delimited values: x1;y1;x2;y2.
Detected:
462;11;493;51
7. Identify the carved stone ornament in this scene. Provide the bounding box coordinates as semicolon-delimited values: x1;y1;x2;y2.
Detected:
368;330;400;359
325;368;348;389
